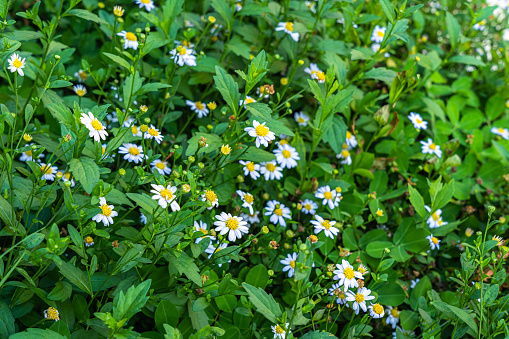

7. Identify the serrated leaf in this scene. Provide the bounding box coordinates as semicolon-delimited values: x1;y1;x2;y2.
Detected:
242;283;282;323
69;157;100;194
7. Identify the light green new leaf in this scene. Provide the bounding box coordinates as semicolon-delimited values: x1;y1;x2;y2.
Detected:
243;283;282;323
446;12;460;48
213;66;240;114
103;52;131;70
69;157;100;194
408;185;426;219
245;102;272;121
67;9;109;25
113;280;152;322
55;261;92;295
379;0;395;23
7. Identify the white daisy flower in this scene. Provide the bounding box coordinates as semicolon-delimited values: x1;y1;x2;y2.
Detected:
80;112;108;142
8;53;26;76
214;212;249;242
239;160;261;180
240;211;260;226
346;287;375;315
420;138;442;158
260;161;283;180
346;131;358;149
236;190;255;215
315;185;339;209
294;112;309;126
202;189;219;210
410;279;420;289
424;205;447;229
244;120;276;148
117;30;139;50
193;220;216;244
491;127;509;140
135;0;155;11
273;144;300;169
60;171;76;187
426;234;441;250
118;143;145;163
101;144;115;159
275;22;300;41
272;323;290;339
280;252;298;277
371;25;386;43
336;147;352;165
130;124;143;137
369;303;385;319
386;306;401;329
205;242;229;267
300;199;318;215
333;259;363;291
92;197;118;226
144;124;164;144
473;20;486;31
408;112;428;130
371;43;381;53
304;63;325;83
74;69;87;83
329;283;349;306
140;213;147;224
264;200;291;227
239;96;257;108
150;184;180;211
170;46;197;67
73;84;87;97
19;144;44;162
40;163;58;181
311;215;339;239
151;159;172;175
186;100;209;118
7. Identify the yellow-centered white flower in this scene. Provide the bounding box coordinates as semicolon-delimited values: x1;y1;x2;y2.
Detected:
214;212;249;242
8;53;26;76
151;184;180;211
92;197;118;226
80;112;108;142
333;259;363;291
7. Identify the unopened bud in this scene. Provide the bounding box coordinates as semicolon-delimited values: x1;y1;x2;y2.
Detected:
182;184;191;193
119;168;126;176
188;156;195;163
262;226;269;234
286;230;295;238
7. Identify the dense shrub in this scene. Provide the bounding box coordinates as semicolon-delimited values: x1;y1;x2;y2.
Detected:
0;0;508;338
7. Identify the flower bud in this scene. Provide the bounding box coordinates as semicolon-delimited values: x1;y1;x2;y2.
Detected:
299;244;308;251
283;243;291;249
298;59;304;65
286;230;295;238
280;77;288;85
198;162;204;169
140;124;148;132
308;235;318;243
119;168;126;176
263;193;269;200
237;175;244;183
188;156;195;163
374;105;390;126
140;105;148;113
268;270;274;276
262;226;269;234
182;184;191;193
23;134;32;142
208;16;216;23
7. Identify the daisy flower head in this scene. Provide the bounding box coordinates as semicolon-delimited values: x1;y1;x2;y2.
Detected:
19;144;44;162
151;184;180;211
426;234;441;250
92;197;118;226
214;212;249;242
239;160;261;180
135;0;155;11
73;84;87;97
273;143;300;169
236;190;255;215
492;235;504;246
260;160;283;180
346;131;358;149
329;283;349;305
408;112;428;130
193;220;216;244
386;306;400;328
371;25;386;43
300;199;318;215
491;127;509;140
8;53;26;76
84;236;94;247
221;144;231;155
280;252;298;278
311;215;339;239
170;45;197;67
294;112;309;126
272;323;290;339
304;63;325;83
44;307;60;321
333;259;363;291
424;205;446;229
117;30;139;50
346;287;375;315
265;200;291;227
118;143;145;163
315;185;339;209
275;21;300;41
75;69;87;83
240;211;260;226
80;112;108;142
40;163;58;181
420;138;442;158
202;189;219;210
143;125;164;144
473;20;486;31
244;120;275;148
186;100;209;118
239;95;257;108
369;303;385;319
357;264;369;276
151;159;172;175
336;146;352;165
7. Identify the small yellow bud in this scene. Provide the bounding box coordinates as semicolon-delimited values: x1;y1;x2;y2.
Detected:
298;59;304;65
376;209;384;217
113;5;124;17
262;226;269;234
280;77;288;85
208;16;216;23
140;105;148;113
98;2;105;8
207;102;217;110
140;124;148;132
23;134;32;142
221;144;231;155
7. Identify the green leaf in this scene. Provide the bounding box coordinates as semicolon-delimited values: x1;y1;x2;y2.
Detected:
238;147;275;162
408;185;425;219
103;52;131;70
432;180;454;210
0;196;14;228
433;301;477;334
192;297;209;312
126;193;158;214
67;9;108;25
449;55;486;67
168;252;203;286
49;80;73;89
373;282;406;306
55;261;92;295
362;67;397;84
0;301;15;338
112;280;151;322
400;310;419;331
137;82;171;95
215;295;237;313
446;12;460;48
409;276;431;310
47;281;73;302
300;331;338;339
486;94;505;120
322;115;347;154
366;241;393;258
245;265;268;288
423;97;446;122
245;102;272;121
10;328;66;339
379;0;395;23
483;284;499;305
47;102;75;130
69;157;100;194
211;0;232;29
213;66;240;115
242;283;282;323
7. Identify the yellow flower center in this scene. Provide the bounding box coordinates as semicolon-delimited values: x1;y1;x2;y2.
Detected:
221;145;231;155
429;143;437;150
335;187;342;193
321;220;331;230
285;22;294;32
178;46;187;55
274;208;283;216
199;228;208;235
102;146;106;154
246;162;255;172
316;71;325;81
160;188;173;200
132;126;139;134
304;203;312;210
376;209;384;217
341;149;350;158
141;0;150;3
377;31;385;38
499;128;505;133
13;58;22;68
100;204;112;217
432;212;439;221
76;89;86;97
42;166;53;175
289;260;295;269
244;193;254;204
358;265;367;274
431;237;439;244
245;97;255;104
148;127;159;137
225;217;239;230
282;150;292;159
91;119;103;131
205;190;217;202
156;162;166;169
355;293;365;304
275;325;285;334
128;147;140;156
255;124;269;137
323;191;333;200
64;172;71;180
45;307;59;321
298;117;305;123
195;101;204;110
85;236;93;243
265;163;276;172
338;290;346;299
78;70;87;79
391;308;400;318
344;267;355;280
125;32;137;41
373;303;384;315
416;118;423;124
25;150;33;156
